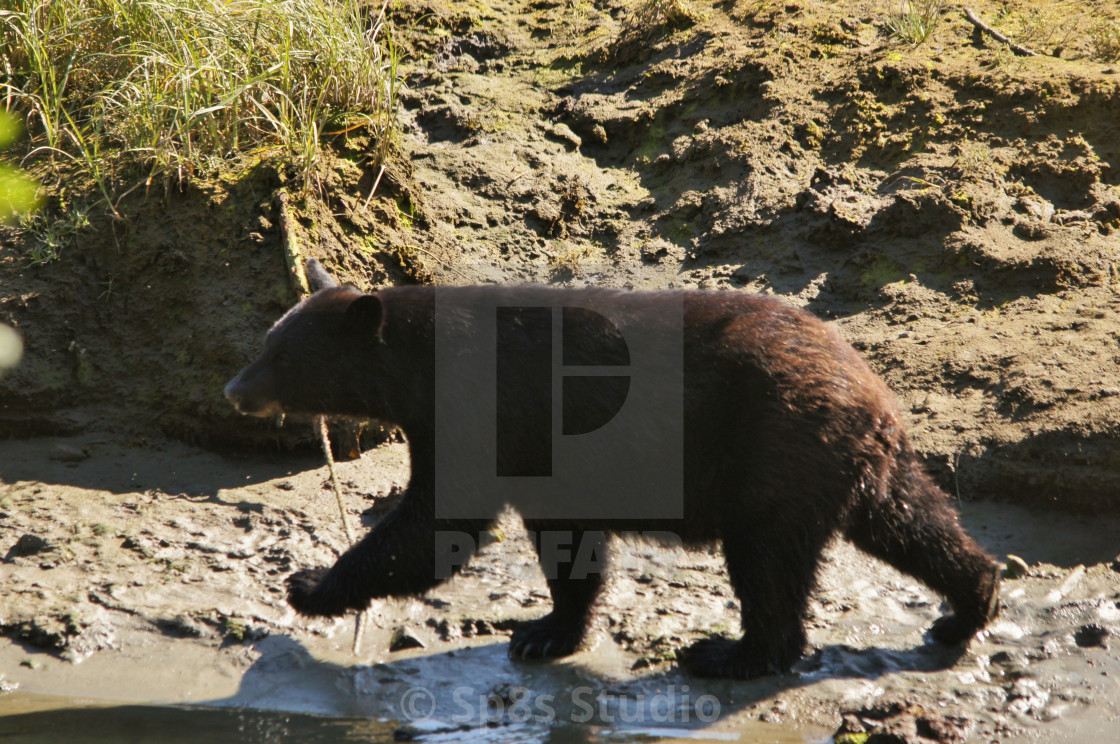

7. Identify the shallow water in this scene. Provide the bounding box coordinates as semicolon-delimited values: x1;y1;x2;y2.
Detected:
0;694;396;743
0;692;823;744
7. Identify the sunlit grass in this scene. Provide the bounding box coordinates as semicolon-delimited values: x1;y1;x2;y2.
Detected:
884;0;944;46
0;0;401;214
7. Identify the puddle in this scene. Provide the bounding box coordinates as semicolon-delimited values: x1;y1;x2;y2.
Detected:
0;693;824;744
0;694;396;743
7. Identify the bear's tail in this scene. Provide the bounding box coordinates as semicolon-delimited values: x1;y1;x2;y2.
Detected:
843;447;1000;644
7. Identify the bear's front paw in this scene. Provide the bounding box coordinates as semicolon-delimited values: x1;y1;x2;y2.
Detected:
928;613;982;645
286;567;349;617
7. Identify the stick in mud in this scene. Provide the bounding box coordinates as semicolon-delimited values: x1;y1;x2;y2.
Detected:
317;415;367;654
963;8;1041;57
276;190;310;296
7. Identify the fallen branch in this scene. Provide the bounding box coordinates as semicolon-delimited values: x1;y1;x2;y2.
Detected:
964;8;1040;57
276;190;310;296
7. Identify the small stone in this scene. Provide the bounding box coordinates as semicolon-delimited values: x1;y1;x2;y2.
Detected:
545;122;581;150
49;444;89;463
1003;554;1029;579
1074;623;1109;649
10;534;51;557
389;627;426;652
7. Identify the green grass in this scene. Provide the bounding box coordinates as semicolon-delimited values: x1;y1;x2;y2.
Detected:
1088;20;1120;61
884;0;944;46
0;0;401;215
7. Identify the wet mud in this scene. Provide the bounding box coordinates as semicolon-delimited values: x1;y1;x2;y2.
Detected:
2;435;1119;741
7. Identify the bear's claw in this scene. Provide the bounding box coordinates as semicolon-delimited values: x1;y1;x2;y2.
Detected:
509;614;587;659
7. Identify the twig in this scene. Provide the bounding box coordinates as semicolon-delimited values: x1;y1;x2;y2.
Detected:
317;416;357;546
964;8;1040;57
361;163;387;212
317;415;368;655
276;190;309;296
952;451;962;506
411;244;474;282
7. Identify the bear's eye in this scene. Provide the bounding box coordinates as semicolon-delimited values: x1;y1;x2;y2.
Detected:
273;349;293;372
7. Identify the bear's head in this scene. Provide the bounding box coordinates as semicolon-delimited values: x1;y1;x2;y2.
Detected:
224;259;388;421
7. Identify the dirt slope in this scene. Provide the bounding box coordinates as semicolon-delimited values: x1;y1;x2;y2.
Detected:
3;0;1118;510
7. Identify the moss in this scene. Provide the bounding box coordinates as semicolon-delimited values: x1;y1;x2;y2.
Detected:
861;255;908;290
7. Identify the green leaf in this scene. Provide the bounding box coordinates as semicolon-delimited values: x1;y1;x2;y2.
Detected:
0;165;40;223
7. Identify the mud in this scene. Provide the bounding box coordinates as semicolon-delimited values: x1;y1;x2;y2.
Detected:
3;0;1120;740
2;434;1120;741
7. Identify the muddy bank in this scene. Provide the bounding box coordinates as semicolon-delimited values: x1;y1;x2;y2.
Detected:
2;0;1119;511
2;434;1120;742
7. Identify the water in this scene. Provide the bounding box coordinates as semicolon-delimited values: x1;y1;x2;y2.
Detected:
0;693;823;744
0;695;395;743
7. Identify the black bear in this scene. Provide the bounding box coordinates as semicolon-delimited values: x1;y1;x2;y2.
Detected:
225;259;1000;679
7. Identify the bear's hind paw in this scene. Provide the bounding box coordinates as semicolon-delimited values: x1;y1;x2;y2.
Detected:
927;613;984;645
679;636;793;680
509;614;587;659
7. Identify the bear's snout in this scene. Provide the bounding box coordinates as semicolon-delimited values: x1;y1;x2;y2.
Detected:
224;368;280;418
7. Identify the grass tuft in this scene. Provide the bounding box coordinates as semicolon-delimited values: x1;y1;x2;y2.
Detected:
883;0;944;46
1088;20;1120;61
610;0;701;62
0;0;401;212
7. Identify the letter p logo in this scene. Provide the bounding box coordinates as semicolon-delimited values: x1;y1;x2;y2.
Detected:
495;306;631;477
434;289;683;520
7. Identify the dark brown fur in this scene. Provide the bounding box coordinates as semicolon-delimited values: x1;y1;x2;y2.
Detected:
226;268;999;679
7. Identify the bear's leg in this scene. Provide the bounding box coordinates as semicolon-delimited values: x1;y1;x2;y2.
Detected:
681;512;830;679
288;493;493;616
843;456;1000;644
510;526;606;659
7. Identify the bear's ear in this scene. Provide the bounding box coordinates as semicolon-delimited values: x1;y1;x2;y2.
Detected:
344;294;384;339
305;257;338;292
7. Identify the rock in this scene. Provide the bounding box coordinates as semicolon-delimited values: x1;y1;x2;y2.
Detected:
835;697;972;744
49;444;89;463
8;534;51;558
546;122;582;150
156;614;208;638
1016;195;1055;222
389;627;426;652
639;238;684;264
1074;623;1109;649
1003;554;1030;579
